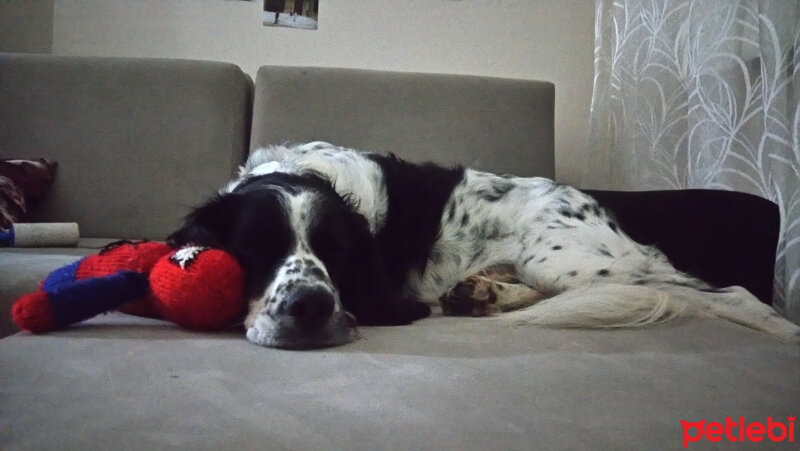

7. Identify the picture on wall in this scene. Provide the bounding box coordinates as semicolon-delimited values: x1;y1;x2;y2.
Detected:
263;0;319;30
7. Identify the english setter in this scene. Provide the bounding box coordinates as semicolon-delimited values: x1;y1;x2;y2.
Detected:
168;142;800;348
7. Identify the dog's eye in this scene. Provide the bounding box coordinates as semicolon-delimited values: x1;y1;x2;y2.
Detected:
231;230;291;265
310;230;349;261
312;234;343;256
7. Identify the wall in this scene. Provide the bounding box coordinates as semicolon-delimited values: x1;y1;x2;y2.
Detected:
48;0;593;184
0;0;54;53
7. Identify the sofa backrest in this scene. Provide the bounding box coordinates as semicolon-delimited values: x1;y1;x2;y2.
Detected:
0;54;252;240
250;66;554;178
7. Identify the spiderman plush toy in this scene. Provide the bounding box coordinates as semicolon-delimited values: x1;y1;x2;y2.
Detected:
12;241;246;332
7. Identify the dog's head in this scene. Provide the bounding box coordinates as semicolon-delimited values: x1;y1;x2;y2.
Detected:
168;173;378;349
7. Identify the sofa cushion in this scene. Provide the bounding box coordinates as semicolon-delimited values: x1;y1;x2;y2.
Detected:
585;189;781;305
250;66;554;178
0;54;253;240
0;313;797;449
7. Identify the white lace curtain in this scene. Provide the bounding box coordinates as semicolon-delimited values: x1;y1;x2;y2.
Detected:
585;0;800;322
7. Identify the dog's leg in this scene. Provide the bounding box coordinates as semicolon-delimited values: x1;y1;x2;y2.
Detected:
489;279;545;312
441;275;544;317
476;264;521;284
475;264;545;312
505;228;697;329
511;245;800;341
693;286;800;342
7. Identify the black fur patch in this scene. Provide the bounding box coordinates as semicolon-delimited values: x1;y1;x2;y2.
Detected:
596;245;614;258
475;179;515;202
446;201;457;222
369;154;465;291
304;266;326;280
545;182;567;195
276;280;296;296
488;179;515;201
484;220;511;240
547;219;577;230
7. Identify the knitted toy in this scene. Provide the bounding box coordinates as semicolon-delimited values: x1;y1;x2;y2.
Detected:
11;241;245;333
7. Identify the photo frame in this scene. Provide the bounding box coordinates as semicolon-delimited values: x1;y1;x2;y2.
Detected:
263;0;319;30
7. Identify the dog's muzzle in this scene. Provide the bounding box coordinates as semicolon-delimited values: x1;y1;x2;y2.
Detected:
283;287;335;331
246;283;359;350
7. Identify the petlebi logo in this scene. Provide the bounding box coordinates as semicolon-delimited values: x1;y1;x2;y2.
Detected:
681;415;795;448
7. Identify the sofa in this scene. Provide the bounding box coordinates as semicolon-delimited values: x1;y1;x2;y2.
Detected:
1;54;798;450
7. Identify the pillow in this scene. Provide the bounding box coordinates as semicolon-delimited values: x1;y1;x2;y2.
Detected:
0;158;58;231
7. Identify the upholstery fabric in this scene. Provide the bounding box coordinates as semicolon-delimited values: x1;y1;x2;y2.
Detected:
1;240;122;337
250;66;555;178
0;251;86;338
1;313;797;450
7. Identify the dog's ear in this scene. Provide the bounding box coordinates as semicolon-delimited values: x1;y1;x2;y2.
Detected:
333;211;430;325
335;212;392;311
167;194;244;249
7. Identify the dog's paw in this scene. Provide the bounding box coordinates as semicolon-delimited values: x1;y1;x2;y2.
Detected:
440;276;497;317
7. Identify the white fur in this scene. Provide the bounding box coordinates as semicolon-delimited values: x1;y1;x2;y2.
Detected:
500;284;682;328
227;143;388;234
496;284;800;342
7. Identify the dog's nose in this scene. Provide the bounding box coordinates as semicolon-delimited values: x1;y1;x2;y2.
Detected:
285;288;335;331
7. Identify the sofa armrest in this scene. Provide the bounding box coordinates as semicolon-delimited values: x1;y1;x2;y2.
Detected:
584;189;780;304
0;54;253;240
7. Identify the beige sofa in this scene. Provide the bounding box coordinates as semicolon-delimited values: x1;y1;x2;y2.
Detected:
1;54;797;450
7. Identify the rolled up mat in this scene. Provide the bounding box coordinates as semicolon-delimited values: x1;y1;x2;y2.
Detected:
0;223;80;247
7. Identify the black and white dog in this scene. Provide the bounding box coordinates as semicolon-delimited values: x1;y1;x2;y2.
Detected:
168;142;800;348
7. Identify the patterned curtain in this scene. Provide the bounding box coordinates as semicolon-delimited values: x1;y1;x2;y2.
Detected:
585;0;800;322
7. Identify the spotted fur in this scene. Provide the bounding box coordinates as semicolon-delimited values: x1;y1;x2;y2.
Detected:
169;142;800;348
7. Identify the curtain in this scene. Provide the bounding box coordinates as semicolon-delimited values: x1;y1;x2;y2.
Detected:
585;0;800;322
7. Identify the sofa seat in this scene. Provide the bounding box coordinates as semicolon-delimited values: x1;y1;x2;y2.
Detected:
0;239;126;337
1;313;797;450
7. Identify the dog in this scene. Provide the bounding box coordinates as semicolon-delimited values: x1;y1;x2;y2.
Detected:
168;142;800;349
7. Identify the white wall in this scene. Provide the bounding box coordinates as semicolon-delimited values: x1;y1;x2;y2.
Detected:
51;0;594;184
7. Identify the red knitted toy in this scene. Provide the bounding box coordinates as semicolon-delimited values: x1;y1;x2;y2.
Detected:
150;246;245;330
11;241;245;332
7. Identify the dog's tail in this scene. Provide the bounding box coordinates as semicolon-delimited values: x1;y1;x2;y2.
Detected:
497;283;800;342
